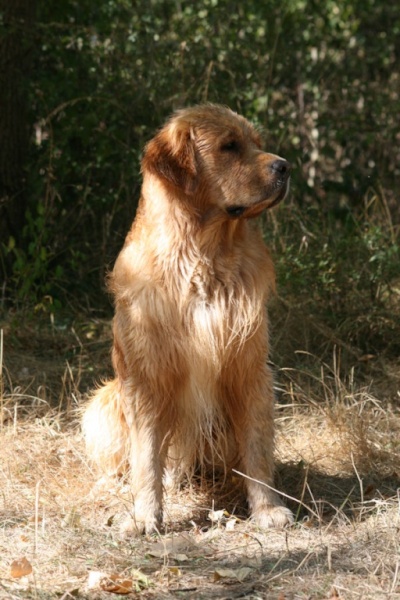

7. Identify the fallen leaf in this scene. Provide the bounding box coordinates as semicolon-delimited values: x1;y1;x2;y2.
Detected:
106;514;115;527
148;548;169;558
234;567;253;582
101;575;133;594
173;553;189;562
148;534;195;558
208;509;226;523
213;567;252;582
214;568;234;582
10;557;33;578
131;569;151;591
239;556;262;569
88;571;133;594
225;518;236;531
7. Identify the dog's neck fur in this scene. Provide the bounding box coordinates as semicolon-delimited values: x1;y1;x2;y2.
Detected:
139;172;247;257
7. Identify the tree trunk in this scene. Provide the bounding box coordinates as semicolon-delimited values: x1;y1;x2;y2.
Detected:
0;0;35;276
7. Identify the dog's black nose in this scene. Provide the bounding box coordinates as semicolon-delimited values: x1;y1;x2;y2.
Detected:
270;159;291;177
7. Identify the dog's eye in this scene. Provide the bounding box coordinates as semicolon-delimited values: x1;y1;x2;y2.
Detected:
221;140;239;152
226;205;246;217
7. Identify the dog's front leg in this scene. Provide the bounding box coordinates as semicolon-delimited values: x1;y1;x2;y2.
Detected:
238;367;294;529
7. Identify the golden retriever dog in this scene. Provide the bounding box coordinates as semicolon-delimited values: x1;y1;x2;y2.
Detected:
82;104;293;534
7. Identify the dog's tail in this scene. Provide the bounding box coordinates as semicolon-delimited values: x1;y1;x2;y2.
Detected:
82;380;129;477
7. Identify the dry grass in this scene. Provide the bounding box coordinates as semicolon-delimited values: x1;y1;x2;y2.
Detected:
1;319;400;599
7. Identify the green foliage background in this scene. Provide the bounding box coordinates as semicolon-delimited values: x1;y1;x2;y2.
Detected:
2;0;400;361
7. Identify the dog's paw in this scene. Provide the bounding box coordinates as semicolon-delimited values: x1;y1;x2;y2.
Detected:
251;505;294;529
120;513;161;537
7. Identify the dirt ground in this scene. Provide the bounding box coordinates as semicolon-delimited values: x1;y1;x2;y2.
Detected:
1;316;400;599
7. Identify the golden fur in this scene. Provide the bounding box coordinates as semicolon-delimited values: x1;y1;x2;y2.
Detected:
82;104;293;534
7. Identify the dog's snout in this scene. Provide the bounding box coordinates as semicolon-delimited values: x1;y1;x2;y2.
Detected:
269;159;291;177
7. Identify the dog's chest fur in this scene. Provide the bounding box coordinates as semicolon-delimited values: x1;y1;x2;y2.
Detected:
178;244;269;370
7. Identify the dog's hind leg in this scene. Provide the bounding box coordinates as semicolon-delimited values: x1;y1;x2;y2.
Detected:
118;380;170;536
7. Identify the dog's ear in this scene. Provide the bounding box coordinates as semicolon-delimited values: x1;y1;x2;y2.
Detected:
142;122;197;194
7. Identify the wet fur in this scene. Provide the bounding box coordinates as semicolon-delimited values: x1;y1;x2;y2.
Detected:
82;104;293;534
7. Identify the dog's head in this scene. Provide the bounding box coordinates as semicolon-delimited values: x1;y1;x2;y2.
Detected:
142;104;291;219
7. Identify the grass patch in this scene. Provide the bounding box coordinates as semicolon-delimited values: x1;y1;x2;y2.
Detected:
1;314;400;599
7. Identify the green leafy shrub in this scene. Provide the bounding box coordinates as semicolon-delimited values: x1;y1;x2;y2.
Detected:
1;0;399;333
267;189;399;364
